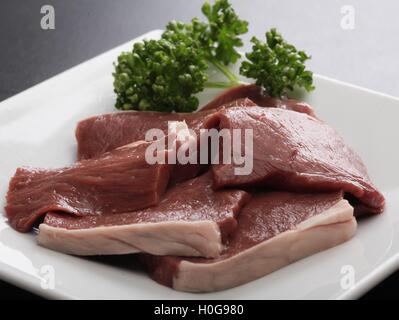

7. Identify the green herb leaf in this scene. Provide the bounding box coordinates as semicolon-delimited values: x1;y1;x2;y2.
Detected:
240;28;314;97
201;0;248;65
113;1;315;113
113;38;208;112
114;0;247;112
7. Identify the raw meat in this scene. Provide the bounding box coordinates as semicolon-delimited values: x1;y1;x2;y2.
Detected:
5;140;171;232
76;98;257;161
75;99;257;184
37;173;251;258
206;106;385;215
140;191;356;292
76;110;211;161
201;84;316;117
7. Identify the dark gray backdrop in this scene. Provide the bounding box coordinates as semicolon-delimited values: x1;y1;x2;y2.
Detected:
0;0;398;299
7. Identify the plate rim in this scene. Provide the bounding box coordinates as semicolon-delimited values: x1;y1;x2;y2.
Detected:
1;29;398;300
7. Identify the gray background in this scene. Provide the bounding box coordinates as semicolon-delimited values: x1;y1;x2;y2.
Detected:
0;0;398;102
0;0;398;299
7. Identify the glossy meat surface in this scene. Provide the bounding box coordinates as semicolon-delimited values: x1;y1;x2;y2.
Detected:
76;98;257;160
37;172;251;257
75;99;257;184
6;141;171;232
227;192;344;253
140;191;356;292
201;84;316;117
76;110;212;161
43;172;250;238
208;106;385;214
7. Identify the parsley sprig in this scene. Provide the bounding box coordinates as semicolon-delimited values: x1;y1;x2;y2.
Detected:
240;28;314;97
113;0;314;112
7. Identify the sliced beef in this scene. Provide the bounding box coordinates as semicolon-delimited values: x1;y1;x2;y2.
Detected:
75;98;257;184
5;141;171;233
76;98;257;161
201;84;316;117
140;191;356;292
76;110;212;161
37;172;251;258
206;106;385;215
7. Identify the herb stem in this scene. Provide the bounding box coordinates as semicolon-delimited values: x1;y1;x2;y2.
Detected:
205;81;239;89
207;58;240;84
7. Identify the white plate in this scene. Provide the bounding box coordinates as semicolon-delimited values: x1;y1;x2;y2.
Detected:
1;30;398;300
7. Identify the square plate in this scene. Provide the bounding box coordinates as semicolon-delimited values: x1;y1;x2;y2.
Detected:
1;30;398;300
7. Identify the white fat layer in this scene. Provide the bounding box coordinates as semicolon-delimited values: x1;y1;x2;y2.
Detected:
37;220;222;258
173;199;356;292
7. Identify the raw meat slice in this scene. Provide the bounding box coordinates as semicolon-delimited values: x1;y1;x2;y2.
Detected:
76;110;211;161
206;106;385;215
140;191;356;292
37;172;251;258
75;98;257;161
5;140;171;233
201;84;316;117
75;99;257;184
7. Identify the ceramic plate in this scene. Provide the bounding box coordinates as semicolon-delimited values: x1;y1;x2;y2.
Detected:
1;30;398;300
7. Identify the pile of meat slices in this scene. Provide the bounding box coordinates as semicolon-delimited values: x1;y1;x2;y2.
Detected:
5;85;385;293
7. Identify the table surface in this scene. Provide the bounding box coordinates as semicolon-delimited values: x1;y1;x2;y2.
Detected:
0;0;398;300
